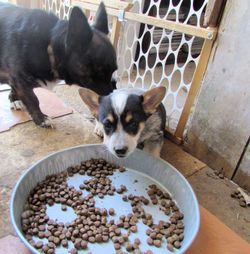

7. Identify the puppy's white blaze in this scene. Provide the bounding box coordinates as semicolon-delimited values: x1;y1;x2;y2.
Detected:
111;92;128;116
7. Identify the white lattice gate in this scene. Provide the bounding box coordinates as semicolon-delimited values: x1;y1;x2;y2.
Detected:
41;0;217;143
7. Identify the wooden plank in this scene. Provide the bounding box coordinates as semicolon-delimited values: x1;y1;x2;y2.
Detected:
204;0;225;27
110;16;121;50
30;0;40;8
125;12;217;40
161;139;206;177
174;39;214;140
72;0;133;11
72;0;217;40
164;130;182;145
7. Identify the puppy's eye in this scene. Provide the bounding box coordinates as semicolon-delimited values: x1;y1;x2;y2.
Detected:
104;120;112;131
128;120;137;129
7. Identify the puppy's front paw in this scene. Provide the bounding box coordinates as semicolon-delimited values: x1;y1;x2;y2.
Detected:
10;100;26;110
39;117;54;128
94;120;104;138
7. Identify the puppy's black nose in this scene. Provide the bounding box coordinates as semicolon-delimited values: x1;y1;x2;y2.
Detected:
114;147;128;157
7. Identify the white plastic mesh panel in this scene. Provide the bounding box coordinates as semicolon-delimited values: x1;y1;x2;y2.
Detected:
42;0;72;19
117;0;207;133
42;0;208;134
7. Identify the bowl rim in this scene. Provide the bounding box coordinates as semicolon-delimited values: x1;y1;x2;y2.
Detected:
10;143;200;254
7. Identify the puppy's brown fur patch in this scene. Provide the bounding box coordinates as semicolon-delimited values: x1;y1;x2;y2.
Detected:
125;112;133;123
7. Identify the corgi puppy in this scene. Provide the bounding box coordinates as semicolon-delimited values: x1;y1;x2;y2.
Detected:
79;87;166;158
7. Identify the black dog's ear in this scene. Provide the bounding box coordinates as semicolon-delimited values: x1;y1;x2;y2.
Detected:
66;7;93;51
93;2;109;34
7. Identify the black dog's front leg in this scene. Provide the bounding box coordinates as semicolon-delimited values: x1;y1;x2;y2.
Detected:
11;76;52;128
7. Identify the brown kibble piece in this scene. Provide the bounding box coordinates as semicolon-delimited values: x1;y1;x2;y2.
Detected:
53;237;60;245
122;195;128;201
147;238;153;245
114;243;121;250
154;239;161;247
125;243;133;252
61;205;67;211
47;249;55;254
239;201;246;207
69;248;78;254
35;241;43;249
167;243;174;251
81;240;88;249
89;236;95;243
134;238;140;245
130;225;137;233
174;240;181;249
109;208;115;215
61;239;68;247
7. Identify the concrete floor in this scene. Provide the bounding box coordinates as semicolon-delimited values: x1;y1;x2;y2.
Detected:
0;85;249;243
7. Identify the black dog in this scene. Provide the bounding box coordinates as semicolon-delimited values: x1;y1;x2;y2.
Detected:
0;2;117;127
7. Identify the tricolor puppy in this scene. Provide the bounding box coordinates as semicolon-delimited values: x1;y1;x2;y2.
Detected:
79;87;166;158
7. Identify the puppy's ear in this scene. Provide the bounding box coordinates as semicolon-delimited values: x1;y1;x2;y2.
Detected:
142;87;166;114
93;2;109;34
66;7;93;51
79;88;100;117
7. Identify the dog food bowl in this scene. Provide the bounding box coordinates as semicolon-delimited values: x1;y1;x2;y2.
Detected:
10;144;199;254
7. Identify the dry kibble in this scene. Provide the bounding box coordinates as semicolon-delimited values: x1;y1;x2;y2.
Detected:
239;201;247;207
130;225;137;233
153;239;161;247
125;243;134;252
109;208;115;215
21;158;185;253
174;240;181;249
61;239;68;247
47;249;55;254
35;241;43;249
61;205;67;211
134;238;140;245
167;243;174;251
147;238;153;245
69;248;78;254
89;236;95;243
114;243;121;250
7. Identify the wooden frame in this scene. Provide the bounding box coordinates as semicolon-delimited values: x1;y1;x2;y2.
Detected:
72;0;216;40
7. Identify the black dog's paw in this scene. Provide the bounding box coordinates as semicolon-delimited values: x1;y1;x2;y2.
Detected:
33;116;54;128
39;117;54;128
10;100;26;110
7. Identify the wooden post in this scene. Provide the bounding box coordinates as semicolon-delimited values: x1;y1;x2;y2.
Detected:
110;16;121;51
204;0;226;27
174;39;214;140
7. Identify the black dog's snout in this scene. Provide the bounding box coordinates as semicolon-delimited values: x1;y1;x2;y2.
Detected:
114;147;128;157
